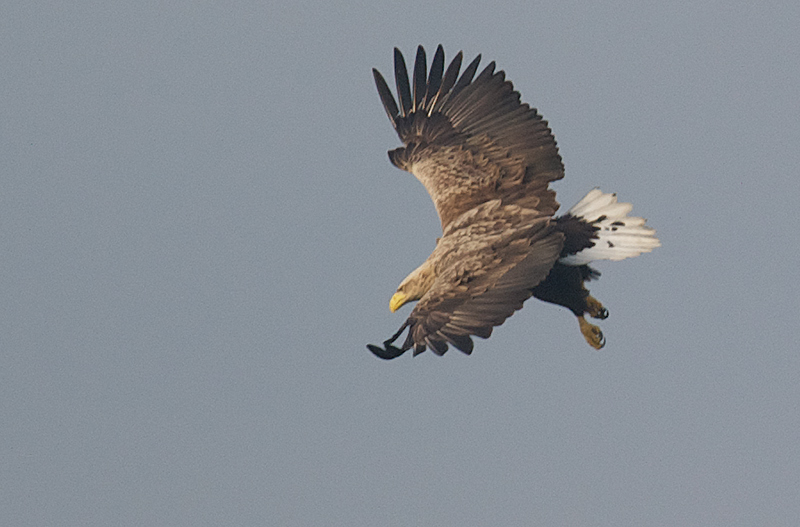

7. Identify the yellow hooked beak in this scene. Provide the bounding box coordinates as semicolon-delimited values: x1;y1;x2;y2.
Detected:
389;292;408;313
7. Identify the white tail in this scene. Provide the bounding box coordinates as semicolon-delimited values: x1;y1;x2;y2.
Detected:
559;189;660;266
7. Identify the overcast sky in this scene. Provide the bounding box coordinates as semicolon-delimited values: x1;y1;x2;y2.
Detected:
3;1;799;525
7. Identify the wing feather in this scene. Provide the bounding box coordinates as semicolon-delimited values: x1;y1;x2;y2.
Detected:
372;69;399;128
412;46;427;112
430;51;463;113
395;207;563;356
373;46;564;230
449;54;482;100
424;45;445;109
393;48;412;116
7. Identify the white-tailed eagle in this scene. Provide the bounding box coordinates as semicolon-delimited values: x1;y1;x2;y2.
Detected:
367;45;659;359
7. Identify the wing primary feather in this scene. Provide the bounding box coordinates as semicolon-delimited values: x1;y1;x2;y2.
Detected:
431;51;463;113
439;330;474;354
474;61;497;83
412;46;427;112
372;69;399;129
424;45;445;110
450;53;482;99
427;337;449;356
393;48;412;116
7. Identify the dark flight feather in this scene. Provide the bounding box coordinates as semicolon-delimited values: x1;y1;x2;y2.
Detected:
412;46;427;112
424;45;445;110
372;69;398;128
393;48;412;117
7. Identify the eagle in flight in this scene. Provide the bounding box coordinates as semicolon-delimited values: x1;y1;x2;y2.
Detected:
367;45;659;359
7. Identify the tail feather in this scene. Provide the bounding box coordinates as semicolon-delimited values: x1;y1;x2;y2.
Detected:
559;189;660;266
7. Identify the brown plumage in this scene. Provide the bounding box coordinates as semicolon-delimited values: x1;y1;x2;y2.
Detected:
368;45;659;359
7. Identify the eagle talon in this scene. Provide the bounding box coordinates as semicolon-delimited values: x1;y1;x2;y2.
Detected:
585;295;609;320
578;316;606;350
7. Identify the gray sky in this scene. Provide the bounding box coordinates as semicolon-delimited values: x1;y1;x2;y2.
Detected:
3;1;799;525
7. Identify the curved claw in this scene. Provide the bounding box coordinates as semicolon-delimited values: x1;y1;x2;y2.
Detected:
586;295;609;320
578;316;606;350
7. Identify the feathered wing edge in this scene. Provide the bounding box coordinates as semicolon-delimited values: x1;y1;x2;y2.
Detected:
373;45;560;162
373;45;481;130
373;45;565;224
368;224;563;359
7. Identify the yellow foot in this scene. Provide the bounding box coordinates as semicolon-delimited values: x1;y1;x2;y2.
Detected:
578;316;606;349
585;295;609;320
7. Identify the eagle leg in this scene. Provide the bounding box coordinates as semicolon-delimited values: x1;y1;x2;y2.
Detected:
367;321;411;360
585;295;609;320
578;316;606;350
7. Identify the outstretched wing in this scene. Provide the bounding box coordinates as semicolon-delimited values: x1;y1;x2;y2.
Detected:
373;45;565;230
368;204;564;358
